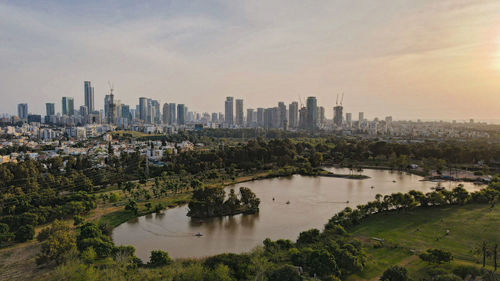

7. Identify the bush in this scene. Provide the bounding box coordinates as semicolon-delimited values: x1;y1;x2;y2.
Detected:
148;250;172;267
15;225;35;242
109;192;121;203
419;249;453;264
81;247;97;263
73;215;84;226
380;266;408;281
453;265;481;279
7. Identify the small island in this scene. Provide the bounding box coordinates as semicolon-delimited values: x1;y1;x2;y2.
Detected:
187;187;261;218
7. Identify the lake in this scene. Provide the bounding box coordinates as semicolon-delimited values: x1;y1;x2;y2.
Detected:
112;168;483;261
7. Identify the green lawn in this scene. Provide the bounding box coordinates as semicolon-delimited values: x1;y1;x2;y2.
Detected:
348;204;500;280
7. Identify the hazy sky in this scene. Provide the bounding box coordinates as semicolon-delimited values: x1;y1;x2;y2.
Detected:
1;0;500;121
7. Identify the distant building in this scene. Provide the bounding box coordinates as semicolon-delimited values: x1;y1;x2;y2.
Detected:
139;97;148;122
27;114;41;124
62;97;74;116
318;106;325;125
84;81;94;113
17;103;28;120
359;112;364;122
278;102;287;130
225;97;234;126
306;97;317;130
246;108;254;127
45;103;55;116
168;103;176;124
346;113;352;127
288;101;298;129
235;99;244;126
299;107;307;129
177;104;185;125
162;103;169;124
333;105;343;127
257;108;264;128
80;105;88;116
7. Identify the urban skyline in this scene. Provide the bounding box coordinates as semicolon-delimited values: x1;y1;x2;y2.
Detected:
1;1;500;121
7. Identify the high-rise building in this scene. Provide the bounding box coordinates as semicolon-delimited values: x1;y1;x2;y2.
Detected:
257;108;264;128
264;108;273;129
211;112;218;123
168;103;176;124
346;113;352;127
278;102;287;130
333;105;343;127
151;100;160;124
17;103;28;120
45;103;55;116
62;97;74;116
235;99;244;126
121;105;131;121
84;81;94;113
104;92;115;124
79;105;88;117
319;106;325;125
272;107;280;129
299;107;308;129
162;103;169;124
359;112;364;122
224;97;234;126
139;97;148;122
177;104;185;125
246;108;254;127
306;97;318;130
288;102;298;128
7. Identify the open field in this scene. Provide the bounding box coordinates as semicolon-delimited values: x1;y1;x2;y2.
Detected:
348;204;500;280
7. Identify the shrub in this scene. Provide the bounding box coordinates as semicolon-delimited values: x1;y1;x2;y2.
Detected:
148;250;172;267
453;265;481;279
267;264;301;281
419;249;453;264
380;266;408;281
15;225;35;242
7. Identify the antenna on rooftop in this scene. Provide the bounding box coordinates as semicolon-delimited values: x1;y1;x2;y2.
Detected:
108;81;114;95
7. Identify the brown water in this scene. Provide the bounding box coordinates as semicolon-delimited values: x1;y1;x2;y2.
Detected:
112;168;483;261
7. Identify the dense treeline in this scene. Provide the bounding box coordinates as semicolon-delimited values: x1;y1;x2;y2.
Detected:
187;187;261;218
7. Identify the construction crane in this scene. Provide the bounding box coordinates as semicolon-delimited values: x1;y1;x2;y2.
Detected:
340;92;344;106
298;94;304;108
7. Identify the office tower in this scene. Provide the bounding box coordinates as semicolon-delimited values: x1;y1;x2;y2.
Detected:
162;103;169;124
385;116;393;124
168;103;176;124
333;105;343;127
62;97;74;116
306;97;318;129
346;113;352;127
246;108;254;127
264;108;273;129
218;112;224;123
288;102;298;129
105;92;115;124
211;112;218;123
235;99;244;126
84;81;94;113
224;97;234;126
150;100;160;124
177;104;185;125
272;107;280;129
17;103;28;120
358;112;364;122
299;107;307;129
319;106;325;125
184;106;188;122
139;97;148;122
121;105;131;120
278;102;287;129
79;105;88;116
256;108;264;128
45;103;55;116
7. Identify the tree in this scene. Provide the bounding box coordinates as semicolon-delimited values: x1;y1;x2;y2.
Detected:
37;221;76;265
267;264;301;281
419;248;453;264
0;223;14;246
125;200;139;215
380;266;408;281
15;224;34;242
148;250;172;267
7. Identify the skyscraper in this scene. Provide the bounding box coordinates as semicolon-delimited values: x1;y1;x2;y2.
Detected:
299;107;308;129
162;103;169;124
288;102;298;129
104;92;115;124
139;97;148;122
224;97;234;126
168;103;176;124
17;103;28;120
333;105;343;127
246;108;254;127
263;108;273;129
257;108;264;128
151;100;160;124
359;112;364;122
319;106;325;125
121;105;131;121
346;113;352;127
62;97;74;116
306;96;318;130
177;104;185;125
278;102;287;129
235;99;244;126
45;103;55;116
79;105;88;117
84;81;94;113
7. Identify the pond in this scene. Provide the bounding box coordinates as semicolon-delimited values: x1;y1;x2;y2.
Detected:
112;168;483;261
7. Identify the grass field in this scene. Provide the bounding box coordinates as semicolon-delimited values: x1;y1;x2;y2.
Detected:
348;204;500;280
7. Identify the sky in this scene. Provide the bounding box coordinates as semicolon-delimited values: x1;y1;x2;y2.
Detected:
1;0;500;121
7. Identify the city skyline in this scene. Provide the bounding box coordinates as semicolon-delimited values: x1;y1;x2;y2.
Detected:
1;1;500;121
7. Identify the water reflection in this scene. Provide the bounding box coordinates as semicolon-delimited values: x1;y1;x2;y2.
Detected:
112;168;483;261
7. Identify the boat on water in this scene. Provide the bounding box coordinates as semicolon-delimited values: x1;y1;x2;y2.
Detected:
195;232;203;237
286;201;290;205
